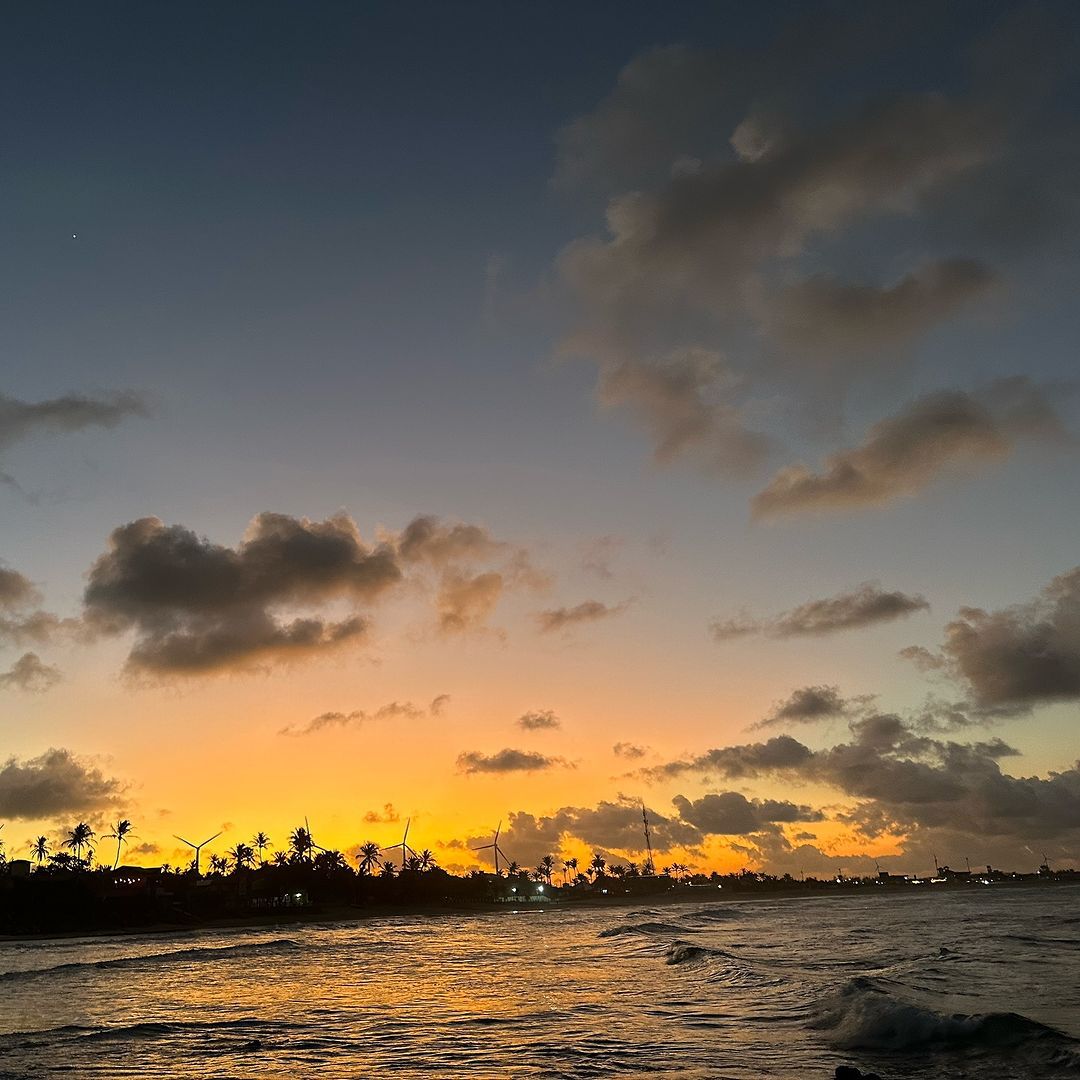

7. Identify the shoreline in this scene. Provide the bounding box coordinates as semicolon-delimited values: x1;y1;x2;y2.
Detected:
4;878;1075;946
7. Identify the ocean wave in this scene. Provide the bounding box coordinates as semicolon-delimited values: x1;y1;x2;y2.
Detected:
664;941;731;965
813;976;1079;1054
598;921;692;938
0;938;303;983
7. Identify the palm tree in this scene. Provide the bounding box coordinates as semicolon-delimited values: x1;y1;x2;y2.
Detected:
64;822;95;864
506;860;521;877
540;854;556;884
289;825;314;863
356;841;381;875
380;859;397;877
271;850;289;867
251;831;271;865
589;853;606;880
314;849;348;872
29;836;49;865
228;842;256;870
418;849;436;871
106;819;134;870
564;857;578;885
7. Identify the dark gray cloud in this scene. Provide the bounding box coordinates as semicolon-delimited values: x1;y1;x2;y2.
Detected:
280;696;445;737
0;390;146;452
672;792;823;835
937;566;1080;709
0;652;61;693
711;582;929;642
646;714;1080;846
535;598;631;634
613;741;648;760
646;734;815;782
753;379;1065;518
0;748;124;819
756;685;863;728
0;563;82;648
82;512;532;674
456;748;570;775
517;709;561;731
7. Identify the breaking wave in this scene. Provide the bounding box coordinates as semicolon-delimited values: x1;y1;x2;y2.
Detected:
813;976;1080;1055
0;938;303;983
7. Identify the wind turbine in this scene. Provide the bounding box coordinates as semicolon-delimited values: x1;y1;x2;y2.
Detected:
381;818;418;870
305;817;329;861
174;831;222;876
472;821;510;876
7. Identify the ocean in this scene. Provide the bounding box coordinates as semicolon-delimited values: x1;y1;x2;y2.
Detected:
0;885;1077;1078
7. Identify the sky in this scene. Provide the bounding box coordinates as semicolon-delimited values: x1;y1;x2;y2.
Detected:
2;1;1079;878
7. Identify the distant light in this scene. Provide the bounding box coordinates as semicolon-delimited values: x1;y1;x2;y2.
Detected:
72;234;77;239
537;884;544;892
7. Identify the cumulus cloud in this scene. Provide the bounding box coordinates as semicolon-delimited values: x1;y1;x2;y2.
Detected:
0;566;39;609
0;390;146;452
82;511;535;674
517;709;561;731
0;562;82;648
456;748;571;775
753;378;1065;518
535;598;631;634
672;792;823;835
594;351;773;474
0;748;124;819
646;714;1080;849
755;685;866;728
613;742;648;760
280;696;446;737
550;16;1077;499
935;566;1080;709
461;796;700;868
0;652;61;692
711;582;929;642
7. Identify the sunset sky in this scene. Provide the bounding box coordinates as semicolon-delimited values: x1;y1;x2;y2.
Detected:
2;1;1079;877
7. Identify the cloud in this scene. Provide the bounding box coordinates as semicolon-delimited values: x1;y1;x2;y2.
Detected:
0;566;39;609
0;390;146;452
767;258;999;365
280;697;445;737
517;709;561;731
363;803;401;825
646;735;815;782
82;511;534;674
753;379;1065;518
436;570;505;635
613;742;648;760
462;796;700;868
580;535;622;579
0;748;124;820
711;582;929;642
645;714;1080;848
936;566;1080;709
594;351;773;474
535;597;631;635
672;792;823;835
456;748;571;775
0;652;61;693
550;16;1078;496
755;685;866;728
